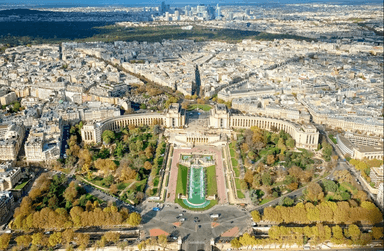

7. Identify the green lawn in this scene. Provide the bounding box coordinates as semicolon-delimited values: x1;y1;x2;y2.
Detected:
153;177;160;187
235;179;241;190
187;104;212;111
135;179;148;193
237;190;245;199
117;182;130;191
233;167;240;177
175;198;218;211
176;164;188;195
14;180;29;190
206;165;217;196
231;158;238;167
230;148;236;158
260;198;272;205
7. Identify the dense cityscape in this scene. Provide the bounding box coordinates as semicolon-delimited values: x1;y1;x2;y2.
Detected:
0;1;383;250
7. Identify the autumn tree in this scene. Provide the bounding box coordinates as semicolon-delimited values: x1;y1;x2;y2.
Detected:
76;233;90;251
244;170;253;185
62;229;74;245
0;234;11;250
251;210;261;222
105;232;120;244
157;234;168;251
372;227;383;240
128;212;142;226
110;184;118;195
49;232;62;247
63;181;78;203
231;238;242;248
15;235;32;249
346;224;360;241
94;159;117;175
144;161;152;170
266;155;276;165
305;183;324;202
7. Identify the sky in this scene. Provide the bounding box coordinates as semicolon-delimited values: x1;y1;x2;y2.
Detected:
0;0;381;6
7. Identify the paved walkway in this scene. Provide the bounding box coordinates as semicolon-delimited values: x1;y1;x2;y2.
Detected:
166;146;228;204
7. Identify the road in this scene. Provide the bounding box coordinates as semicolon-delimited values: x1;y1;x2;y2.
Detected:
141;204;250;243
315;124;379;208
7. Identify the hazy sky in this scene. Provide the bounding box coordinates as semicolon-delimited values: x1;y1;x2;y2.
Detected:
0;0;381;6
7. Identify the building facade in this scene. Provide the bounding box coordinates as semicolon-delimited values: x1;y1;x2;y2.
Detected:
82;103;319;150
0;162;23;191
0;191;14;223
0;123;25;161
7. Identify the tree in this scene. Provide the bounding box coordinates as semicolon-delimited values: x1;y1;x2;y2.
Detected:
240;143;249;153
323;180;337;193
231;238;242;248
76;234;90;251
63;181;78;203
305;183;324;202
347;224;360;241
144;161;152;170
110;184;118;195
266;155;276;165
62;229;74;244
372;227;383;240
286;182;298;191
244;170;253;185
322;142;332;161
251;211;261;222
353;190;367;203
0;234;11;250
286;138;295;148
280;197;294;206
331;155;339;163
157;234;167;251
49;232;62;247
332;225;344;240
102;130;115;144
252;174;262;188
261;172;272;186
128;212;142;226
240;180;248;190
104;232;120;244
15;235;32;249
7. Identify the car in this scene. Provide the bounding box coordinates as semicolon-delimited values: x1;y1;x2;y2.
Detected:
194;217;198;220
198;225;201;228
179;213;183;216
231;221;234;223
172;237;177;240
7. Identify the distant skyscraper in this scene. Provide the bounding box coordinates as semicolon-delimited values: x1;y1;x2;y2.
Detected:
216;4;221;18
228;12;234;20
160;1;170;15
175;10;180;21
197;4;206;14
160;1;166;14
246;9;251;16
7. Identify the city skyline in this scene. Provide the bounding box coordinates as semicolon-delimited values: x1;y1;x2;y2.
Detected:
0;0;383;7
